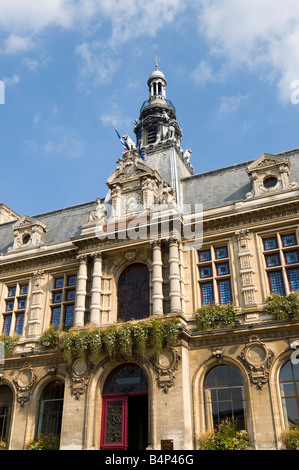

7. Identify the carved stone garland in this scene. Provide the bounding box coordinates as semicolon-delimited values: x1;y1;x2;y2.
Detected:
151;348;181;393
13;362;37;407
66;357;94;400
238;336;274;390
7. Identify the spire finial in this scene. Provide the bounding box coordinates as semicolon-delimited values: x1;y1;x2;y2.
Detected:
155;54;160;70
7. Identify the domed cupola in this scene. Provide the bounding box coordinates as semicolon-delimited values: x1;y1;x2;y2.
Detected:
147;63;167;100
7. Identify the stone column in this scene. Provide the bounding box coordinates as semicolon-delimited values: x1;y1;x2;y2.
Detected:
168;238;181;313
74;254;88;328
151;240;163;316
90;252;102;326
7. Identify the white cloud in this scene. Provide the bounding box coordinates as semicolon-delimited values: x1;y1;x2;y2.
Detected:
99;103;132;129
2;34;35;55
2;74;20;86
217;94;248;118
196;0;299;102
76;42;121;87
191;60;215;86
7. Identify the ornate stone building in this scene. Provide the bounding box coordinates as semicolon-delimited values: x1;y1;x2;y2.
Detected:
0;65;298;451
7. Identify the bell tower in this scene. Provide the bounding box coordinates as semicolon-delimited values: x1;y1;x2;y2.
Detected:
133;61;193;207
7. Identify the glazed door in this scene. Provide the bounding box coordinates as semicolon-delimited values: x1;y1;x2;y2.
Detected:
101;396;128;450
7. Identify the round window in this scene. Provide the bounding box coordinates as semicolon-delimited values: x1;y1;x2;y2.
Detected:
263;176;278;188
22;234;31;245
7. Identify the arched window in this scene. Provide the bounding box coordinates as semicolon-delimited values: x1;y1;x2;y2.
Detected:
118;263;149;322
279;360;299;427
204;364;245;430
37;380;64;438
0;385;13;444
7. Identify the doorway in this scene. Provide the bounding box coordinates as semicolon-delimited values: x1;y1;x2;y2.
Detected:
101;364;148;450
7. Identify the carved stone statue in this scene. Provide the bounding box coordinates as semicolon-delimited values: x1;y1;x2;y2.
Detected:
122;134;136;150
89;198;107;226
183;148;192;162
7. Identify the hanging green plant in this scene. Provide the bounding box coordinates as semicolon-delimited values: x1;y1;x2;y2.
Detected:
264;293;299;320
195;304;237;331
39;317;181;362
0;334;20;355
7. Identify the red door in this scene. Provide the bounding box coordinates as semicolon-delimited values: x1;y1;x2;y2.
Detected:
101;395;128;450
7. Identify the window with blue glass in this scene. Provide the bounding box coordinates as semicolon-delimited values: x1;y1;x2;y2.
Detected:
3;315;12;335
200;282;214;305
15;314;24;335
218;279;232;304
199;250;211;262
267;271;285;295
284;251;299;265
64;305;74;327
215;247;228;259
2;283;28;336
265;254;281;267
287;268;299;293
216;262;230;276
199;265;212;279
198;245;232;305
51;307;61;329
263;231;299;296
51;274;77;328
282;233;297;247
263;237;278;251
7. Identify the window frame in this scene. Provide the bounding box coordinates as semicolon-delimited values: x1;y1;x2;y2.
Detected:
198;244;233;306
262;231;299;296
2;282;29;336
50;273;77;329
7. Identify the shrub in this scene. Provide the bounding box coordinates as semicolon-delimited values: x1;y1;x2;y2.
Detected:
201;418;250;450
26;434;60;450
195;304;237;331
0;335;20;355
264;293;299;320
0;439;7;450
284;427;299;450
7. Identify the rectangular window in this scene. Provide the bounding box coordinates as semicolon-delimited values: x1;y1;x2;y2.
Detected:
8;286;16;297
265;253;281;267
268;271;285;295
51;274;77;328
263;231;299;296
199;265;212;279
3;315;12;335
15;314;24;335
51;307;61;329
263;237;278;251
200;282;214;305
64;305;74;327
215;247;228;259
199;250;211;262
54;278;64;289
198;244;232;306
20;285;28;295
282;233;297;247
287;268;299;293
2;282;29;336
218;279;232;304
216;262;230;276
5;300;14;312
284;251;299;265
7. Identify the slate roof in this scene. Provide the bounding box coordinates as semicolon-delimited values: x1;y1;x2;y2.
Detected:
0;149;298;255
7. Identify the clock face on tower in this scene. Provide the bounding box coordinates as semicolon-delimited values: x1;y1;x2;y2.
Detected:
122;190;142;213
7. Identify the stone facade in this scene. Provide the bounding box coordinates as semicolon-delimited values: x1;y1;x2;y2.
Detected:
0;66;298;451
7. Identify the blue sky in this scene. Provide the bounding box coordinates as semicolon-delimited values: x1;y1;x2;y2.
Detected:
1;0;299;217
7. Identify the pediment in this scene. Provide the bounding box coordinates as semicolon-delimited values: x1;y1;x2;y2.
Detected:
247;153;289;174
13;215;47;231
107;150;161;188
